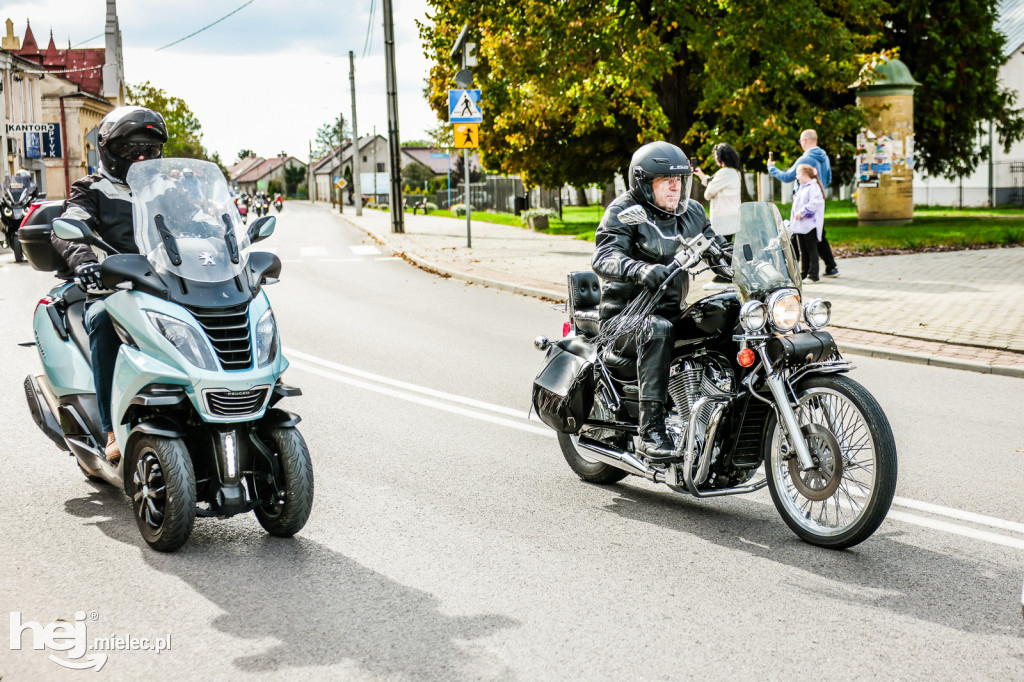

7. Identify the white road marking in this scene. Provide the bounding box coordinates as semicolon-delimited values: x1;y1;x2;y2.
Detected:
286;346;1024;550
350;245;382;255
300;246;329;257
317;258;364;263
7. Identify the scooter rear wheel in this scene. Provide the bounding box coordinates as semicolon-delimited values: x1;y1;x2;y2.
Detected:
128;435;196;552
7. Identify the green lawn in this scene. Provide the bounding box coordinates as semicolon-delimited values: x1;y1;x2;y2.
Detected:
412;201;1024;252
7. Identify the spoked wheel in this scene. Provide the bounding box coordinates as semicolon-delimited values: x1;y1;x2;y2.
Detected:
128;435;196;552
764;374;897;549
254;427;314;537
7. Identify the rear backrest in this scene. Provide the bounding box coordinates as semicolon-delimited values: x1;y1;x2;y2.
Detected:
567;271;600;315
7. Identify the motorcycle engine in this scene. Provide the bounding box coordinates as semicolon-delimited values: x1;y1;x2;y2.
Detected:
665;354;735;449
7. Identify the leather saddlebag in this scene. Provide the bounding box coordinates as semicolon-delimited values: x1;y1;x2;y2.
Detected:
532;337;597;434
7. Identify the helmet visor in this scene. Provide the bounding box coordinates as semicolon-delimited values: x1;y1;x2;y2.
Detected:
108;142;163;162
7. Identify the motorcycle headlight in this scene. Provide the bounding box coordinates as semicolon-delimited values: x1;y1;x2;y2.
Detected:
147;312;219;371
739;300;767;332
255;309;279;367
767;289;801;332
2;206;11;217
804;298;832;329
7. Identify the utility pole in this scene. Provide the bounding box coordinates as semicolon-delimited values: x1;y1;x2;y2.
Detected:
308;139;313;204
349;50;363;216
382;0;404;233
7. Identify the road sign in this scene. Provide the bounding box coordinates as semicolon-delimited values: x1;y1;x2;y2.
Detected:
335;177;347;189
453;123;479;149
448;89;482;123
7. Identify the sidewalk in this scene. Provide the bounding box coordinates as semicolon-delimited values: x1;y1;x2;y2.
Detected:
325;204;1024;378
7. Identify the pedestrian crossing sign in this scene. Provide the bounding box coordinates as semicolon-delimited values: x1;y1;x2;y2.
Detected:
453;123;480;149
449;89;483;123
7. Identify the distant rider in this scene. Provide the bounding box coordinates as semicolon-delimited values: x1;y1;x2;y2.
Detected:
592;141;730;463
51;105;168;464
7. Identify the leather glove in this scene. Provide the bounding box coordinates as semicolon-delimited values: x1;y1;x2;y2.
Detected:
639;263;672;292
75;262;103;291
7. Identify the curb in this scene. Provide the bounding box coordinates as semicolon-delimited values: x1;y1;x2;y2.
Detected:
330;207;1024;380
834;341;1024;379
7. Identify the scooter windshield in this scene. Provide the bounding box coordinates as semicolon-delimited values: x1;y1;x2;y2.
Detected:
731;201;801;302
3;172;36;205
127;159;249;283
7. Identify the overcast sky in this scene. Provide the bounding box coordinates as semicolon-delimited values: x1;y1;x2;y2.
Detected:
4;0;441;162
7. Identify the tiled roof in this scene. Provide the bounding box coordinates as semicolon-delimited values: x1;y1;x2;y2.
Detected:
236;156;303;183
401;147;463;174
11;21;105;96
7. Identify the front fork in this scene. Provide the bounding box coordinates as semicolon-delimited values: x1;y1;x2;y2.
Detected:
756;345;817;472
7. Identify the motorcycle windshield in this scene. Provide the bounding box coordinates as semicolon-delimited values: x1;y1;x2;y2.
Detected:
731;202;801;302
3;173;35;205
126;159;249;283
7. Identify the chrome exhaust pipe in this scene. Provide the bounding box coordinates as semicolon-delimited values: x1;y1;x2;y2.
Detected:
576;436;659;481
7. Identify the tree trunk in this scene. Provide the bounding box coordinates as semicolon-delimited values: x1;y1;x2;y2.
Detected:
575;186;589;207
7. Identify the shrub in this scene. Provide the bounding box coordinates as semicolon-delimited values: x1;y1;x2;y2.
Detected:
451;203;475;217
425;202;438;211
519;208;557;224
999;226;1024;245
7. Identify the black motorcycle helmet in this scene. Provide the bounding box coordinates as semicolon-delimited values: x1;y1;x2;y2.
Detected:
628;141;692;218
97;106;169;182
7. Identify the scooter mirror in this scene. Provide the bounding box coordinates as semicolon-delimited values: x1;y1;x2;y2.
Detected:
248;215;276;243
51;218;94;243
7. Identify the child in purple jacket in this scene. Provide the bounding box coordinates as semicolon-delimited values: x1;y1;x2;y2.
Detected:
789;164;825;283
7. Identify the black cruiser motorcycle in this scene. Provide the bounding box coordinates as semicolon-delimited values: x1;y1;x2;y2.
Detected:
532;202;897;549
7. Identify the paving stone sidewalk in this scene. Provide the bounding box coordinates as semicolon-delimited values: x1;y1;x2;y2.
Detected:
326;204;1024;377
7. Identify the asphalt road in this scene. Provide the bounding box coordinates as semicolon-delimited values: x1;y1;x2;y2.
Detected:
1;202;1022;681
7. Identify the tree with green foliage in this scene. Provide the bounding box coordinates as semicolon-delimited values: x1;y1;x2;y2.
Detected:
401;139;432;147
420;1;888;189
403;161;437;191
314;115;349;160
284;164;306;196
126;81;209;159
883;0;1024;179
237;148;255;161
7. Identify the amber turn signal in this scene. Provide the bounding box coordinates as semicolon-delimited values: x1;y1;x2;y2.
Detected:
737;348;756;367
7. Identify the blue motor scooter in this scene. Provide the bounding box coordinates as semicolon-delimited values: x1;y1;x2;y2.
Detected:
22;159;312;552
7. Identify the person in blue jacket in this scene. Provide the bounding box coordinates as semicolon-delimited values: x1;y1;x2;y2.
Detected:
768;129;839;277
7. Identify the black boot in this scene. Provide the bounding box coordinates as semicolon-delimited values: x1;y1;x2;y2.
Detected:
638;401;681;463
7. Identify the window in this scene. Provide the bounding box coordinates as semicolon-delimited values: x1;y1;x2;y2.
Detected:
376;162;386;172
362;155;367;162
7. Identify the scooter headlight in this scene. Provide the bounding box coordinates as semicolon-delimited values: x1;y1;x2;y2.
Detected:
767;289;801;332
739;300;767;332
147;312;219;371
804;298;832;330
256;309;279;367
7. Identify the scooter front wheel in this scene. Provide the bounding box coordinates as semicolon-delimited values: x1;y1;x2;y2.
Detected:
254;427;314;537
128;435;196;552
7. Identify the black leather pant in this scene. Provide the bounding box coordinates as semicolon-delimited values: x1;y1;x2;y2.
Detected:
609;314;674;403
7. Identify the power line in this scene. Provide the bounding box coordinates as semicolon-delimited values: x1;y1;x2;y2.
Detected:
156;0;257;51
362;0;376;58
72;33;104;48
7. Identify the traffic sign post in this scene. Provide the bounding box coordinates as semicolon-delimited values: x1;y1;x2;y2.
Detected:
448;87;483;247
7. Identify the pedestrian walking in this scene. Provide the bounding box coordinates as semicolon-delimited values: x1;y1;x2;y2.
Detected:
789;164;826;283
694;143;742;291
768;129;839;277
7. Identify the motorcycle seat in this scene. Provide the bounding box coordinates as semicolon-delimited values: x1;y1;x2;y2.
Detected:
64;300;93;368
567;271;601;338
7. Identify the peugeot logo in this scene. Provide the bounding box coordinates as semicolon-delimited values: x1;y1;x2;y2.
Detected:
199;252;216;266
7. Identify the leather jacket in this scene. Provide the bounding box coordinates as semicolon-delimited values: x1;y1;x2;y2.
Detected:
51;170;138;271
592;192;716;321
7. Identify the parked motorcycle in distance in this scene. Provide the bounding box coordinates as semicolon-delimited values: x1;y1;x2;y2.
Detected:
2;169;40;262
532;201;897;549
21;158;312;552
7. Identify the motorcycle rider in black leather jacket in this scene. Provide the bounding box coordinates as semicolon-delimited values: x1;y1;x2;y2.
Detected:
51;105;168;464
592;141;729;464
